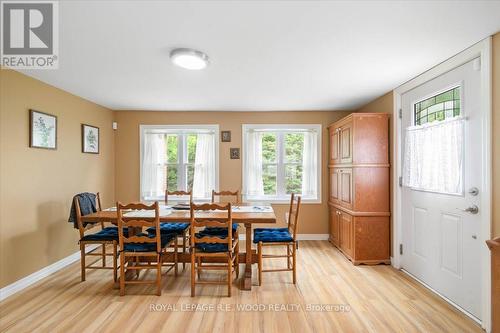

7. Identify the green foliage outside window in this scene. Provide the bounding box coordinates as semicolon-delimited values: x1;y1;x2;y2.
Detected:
261;132;304;196
414;87;460;125
262;134;277;194
165;134;197;191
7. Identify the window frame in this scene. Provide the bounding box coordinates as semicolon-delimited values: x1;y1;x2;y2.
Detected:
140;124;219;201
242;124;322;204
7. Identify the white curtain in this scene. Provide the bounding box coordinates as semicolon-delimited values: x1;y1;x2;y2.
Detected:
192;133;215;199
141;133;166;200
244;130;264;197
301;131;318;197
403;117;464;195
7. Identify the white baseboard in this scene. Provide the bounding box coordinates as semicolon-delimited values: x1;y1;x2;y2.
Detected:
239;233;329;241
0;244;99;302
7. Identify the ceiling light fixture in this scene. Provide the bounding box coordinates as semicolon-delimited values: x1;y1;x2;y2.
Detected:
170;48;209;70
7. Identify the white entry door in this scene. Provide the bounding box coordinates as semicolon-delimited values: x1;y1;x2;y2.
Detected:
401;58;482;320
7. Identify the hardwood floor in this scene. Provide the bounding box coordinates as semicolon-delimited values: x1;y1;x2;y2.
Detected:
0;241;481;333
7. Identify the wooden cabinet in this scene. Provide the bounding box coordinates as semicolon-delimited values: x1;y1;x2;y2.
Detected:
329;209;340;246
329;168;340;204
327;113;390;265
329;127;340;164
339;122;353;164
339;210;353;257
338;168;353;209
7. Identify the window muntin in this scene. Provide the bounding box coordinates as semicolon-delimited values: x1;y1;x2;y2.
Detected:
414;86;460;125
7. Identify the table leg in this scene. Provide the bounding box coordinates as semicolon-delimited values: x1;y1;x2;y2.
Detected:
242;223;252;290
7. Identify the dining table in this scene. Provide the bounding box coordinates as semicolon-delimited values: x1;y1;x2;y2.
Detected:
80;203;277;290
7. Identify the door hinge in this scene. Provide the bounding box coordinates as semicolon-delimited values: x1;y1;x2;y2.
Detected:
399;176;403;187
398;108;402;119
399;244;403;255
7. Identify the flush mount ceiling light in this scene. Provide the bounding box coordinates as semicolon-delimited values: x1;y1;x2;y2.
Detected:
170;48;209;70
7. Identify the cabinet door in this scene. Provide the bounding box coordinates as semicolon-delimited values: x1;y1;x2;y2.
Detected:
339;122;353;164
339;211;353;258
329;127;340;164
339;168;353;209
329;168;340;204
329;209;340;246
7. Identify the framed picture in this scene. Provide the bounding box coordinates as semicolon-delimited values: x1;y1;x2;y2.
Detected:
221;130;231;142
82;124;99;154
29;110;57;149
230;148;240;159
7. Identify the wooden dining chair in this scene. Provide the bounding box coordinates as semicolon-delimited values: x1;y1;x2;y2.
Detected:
190;203;239;297
147;190;191;270
75;192;120;282
208;190;240;274
211;190;240;204
117;201;178;296
254;194;301;285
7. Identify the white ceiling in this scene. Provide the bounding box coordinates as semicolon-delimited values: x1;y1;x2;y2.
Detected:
18;0;500;111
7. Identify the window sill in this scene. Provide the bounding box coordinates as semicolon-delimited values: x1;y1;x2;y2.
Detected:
244;197;322;205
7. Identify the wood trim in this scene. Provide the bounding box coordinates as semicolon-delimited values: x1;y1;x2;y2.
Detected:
328;203;390;216
328;164;391;168
487;237;500;333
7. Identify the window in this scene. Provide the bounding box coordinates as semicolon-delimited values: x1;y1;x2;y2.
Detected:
140;125;218;201
403;86;464;195
414;86;460;125
242;124;321;202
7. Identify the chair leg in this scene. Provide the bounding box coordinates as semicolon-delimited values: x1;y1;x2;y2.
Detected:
156;254;162;296
113;243;117;282
135;256;140;278
197;257;202;279
80;243;86;282
102;243;106;267
227;255;232;297
287;244;291;270
174;241;178;276
258;241;263;286
119;255;125;296
292;241;297;284
190;251;196;297
182;232;187;270
235;240;240;278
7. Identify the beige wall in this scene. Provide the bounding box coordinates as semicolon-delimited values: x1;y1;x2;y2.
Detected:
114;111;351;234
0;70;115;288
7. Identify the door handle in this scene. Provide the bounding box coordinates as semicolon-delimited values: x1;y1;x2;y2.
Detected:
457;205;479;214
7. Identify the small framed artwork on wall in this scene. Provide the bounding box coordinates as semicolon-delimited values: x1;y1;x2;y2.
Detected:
29;109;57;150
82;124;99;154
230;148;240;159
221;130;231;142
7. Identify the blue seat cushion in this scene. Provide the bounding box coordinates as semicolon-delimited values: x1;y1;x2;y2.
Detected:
253;228;293;243
146;222;189;236
200;223;238;237
122;233;176;252
195;242;229;253
80;227;128;242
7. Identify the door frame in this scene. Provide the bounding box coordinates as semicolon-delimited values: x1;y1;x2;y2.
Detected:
392;37;492;331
